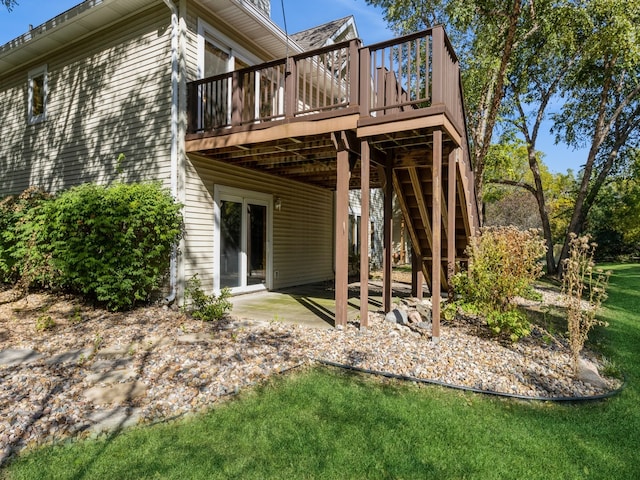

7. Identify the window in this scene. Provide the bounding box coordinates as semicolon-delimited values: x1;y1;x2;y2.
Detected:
348;213;361;257
28;65;47;124
197;19;255;79
196;20;258;130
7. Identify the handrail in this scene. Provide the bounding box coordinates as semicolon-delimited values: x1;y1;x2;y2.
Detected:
184;28;472;169
187;39;360;134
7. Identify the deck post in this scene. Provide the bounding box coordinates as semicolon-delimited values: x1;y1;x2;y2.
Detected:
350;39;362;110
411;247;424;299
359;45;371;116
382;163;393;313
360;139;370;328
447;148;458;301
432;26;445;105
432;129;443;342
335;144;350;328
284;56;296;119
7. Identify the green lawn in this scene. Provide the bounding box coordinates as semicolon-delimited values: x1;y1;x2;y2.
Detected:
4;264;639;479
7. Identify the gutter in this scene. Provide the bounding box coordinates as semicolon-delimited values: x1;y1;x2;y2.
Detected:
162;0;180;304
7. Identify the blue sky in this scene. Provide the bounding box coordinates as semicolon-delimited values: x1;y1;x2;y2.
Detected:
1;0;586;174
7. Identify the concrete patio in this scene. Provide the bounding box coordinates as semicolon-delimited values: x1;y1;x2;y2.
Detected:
230;280;428;329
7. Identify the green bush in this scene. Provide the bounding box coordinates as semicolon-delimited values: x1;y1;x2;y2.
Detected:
452;226;546;341
184;274;233;321
1;183;183;310
0;187;54;285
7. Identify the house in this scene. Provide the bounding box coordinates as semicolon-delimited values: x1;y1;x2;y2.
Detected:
0;0;479;339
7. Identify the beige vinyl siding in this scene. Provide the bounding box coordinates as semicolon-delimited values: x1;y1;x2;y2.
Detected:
184;154;334;293
0;4;173;196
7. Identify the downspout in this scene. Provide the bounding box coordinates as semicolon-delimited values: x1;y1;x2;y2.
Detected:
162;0;179;303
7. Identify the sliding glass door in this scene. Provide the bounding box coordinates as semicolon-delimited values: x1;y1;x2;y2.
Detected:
214;187;272;294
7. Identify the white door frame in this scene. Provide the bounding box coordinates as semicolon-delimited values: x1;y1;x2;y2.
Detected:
213;185;273;295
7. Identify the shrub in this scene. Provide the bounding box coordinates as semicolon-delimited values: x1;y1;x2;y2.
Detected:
562;234;610;374
1;183;183;310
452;226;546;340
0;187;55;286
46;182;183;310
184;274;233;321
35;313;56;332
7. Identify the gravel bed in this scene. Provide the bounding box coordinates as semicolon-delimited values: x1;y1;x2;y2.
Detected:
0;288;622;464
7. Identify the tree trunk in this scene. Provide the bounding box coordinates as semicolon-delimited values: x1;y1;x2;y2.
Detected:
527;147;557;274
472;0;524;219
556;146;598;275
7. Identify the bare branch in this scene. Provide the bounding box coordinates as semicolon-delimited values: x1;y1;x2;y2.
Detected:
486;178;537;196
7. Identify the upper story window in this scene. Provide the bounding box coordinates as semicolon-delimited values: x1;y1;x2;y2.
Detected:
196;19;258;129
28;65;48;124
197;19;255;79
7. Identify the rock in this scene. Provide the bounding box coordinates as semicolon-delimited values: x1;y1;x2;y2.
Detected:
85;368;138;386
45;348;93;366
401;298;418;308
87;407;142;435
415;302;432;322
577;358;610;389
385;309;408;325
83;381;147;405
88;358;133;372
407;311;422;324
0;348;43;366
416;322;431;330
138;335;173;350
176;333;211;344
94;345;130;360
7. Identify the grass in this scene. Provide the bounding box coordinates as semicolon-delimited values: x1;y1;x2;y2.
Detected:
3;264;640;479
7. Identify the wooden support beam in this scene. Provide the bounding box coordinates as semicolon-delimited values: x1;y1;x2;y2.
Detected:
408;167;434;247
392;170;427;288
447;148;458;301
360;139;370;328
457;173;471;240
331;130;360;155
432;129;442;342
406;166;448;290
335;144;350;328
382;162;393;313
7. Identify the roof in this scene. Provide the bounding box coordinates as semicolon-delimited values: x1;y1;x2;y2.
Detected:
290;16;358;51
0;0;296;75
0;0;157;73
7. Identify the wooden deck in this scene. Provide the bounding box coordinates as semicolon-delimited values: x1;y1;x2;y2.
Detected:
185;26;479;339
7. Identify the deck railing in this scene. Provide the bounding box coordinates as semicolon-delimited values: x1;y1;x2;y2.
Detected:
187;39;360;133
360;31;432;116
187;26;465;135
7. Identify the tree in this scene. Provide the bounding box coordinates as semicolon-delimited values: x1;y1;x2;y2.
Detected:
483;138;576;262
2;0;17;11
500;2;581;274
586;150;640;259
368;0;640;275
366;0;543;216
552;0;640;270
